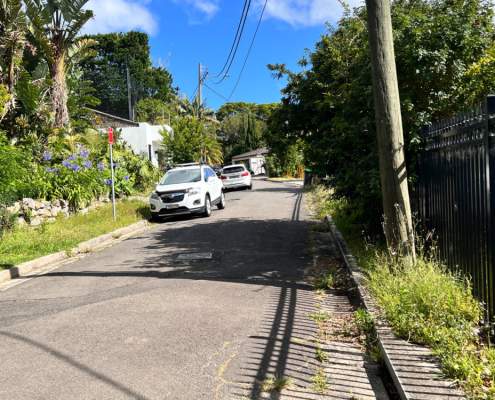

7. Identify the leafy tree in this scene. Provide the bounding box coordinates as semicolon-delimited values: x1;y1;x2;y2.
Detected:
80;32;175;119
136;98;171;124
269;0;495;231
216;102;275;162
219;111;266;162
25;0;94;128
0;0;27;113
162;116;222;165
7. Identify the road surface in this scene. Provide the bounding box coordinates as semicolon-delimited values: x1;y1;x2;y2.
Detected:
0;179;387;399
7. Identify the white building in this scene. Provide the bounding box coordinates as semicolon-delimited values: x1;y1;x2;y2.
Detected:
120;122;172;167
231;148;269;175
89;108;171;167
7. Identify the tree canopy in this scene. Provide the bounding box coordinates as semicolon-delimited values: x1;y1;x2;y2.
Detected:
80;31;175;119
268;0;495;230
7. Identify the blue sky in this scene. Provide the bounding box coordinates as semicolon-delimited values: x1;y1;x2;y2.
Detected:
83;0;356;110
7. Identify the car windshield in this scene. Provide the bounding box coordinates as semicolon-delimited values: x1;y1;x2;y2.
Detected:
223;166;245;174
161;168;201;185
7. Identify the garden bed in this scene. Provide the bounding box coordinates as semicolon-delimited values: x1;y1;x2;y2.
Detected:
0;199;149;269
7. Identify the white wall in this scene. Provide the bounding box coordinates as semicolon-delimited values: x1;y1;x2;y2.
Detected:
119;123;172;167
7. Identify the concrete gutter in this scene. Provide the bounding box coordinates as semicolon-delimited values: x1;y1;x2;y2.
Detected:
0;220;150;285
325;215;466;400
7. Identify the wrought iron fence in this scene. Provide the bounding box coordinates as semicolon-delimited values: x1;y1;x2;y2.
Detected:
418;95;495;321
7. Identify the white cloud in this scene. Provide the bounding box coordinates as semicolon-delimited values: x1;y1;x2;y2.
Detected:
82;0;158;35
255;0;364;27
172;0;220;23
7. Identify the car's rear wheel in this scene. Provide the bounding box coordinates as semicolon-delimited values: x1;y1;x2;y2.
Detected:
203;195;212;217
217;192;226;210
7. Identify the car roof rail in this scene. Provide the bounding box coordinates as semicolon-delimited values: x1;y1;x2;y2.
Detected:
176;162;201;167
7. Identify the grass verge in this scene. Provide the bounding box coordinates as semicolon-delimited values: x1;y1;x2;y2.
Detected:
0;200;149;268
307;185;495;399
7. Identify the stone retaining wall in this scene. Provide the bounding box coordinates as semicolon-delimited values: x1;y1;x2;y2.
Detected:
6;198;109;226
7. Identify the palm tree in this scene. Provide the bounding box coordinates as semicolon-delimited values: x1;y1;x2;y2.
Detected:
0;0;27;114
24;0;93;128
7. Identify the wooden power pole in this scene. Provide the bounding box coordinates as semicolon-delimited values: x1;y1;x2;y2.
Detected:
365;0;416;260
198;62;202;119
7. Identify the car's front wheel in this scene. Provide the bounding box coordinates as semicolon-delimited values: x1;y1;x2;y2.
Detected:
217;192;226;210
203;195;212;217
150;213;162;222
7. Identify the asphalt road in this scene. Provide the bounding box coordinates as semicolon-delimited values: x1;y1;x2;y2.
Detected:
0;179;385;400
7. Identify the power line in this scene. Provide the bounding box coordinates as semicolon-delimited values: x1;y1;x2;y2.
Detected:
203;82;229;101
212;0;251;79
226;0;268;101
213;0;252;84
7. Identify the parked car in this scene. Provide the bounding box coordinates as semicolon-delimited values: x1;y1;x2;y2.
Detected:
149;163;225;220
220;164;252;190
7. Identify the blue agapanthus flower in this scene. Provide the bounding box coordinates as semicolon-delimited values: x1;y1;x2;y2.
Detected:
124;175;130;181
104;178;113;186
42;151;52;161
62;160;71;168
45;167;59;174
83;160;92;169
79;149;90;159
71;164;81;172
68;154;77;161
97;162;105;171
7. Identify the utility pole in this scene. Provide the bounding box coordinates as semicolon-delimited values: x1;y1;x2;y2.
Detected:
365;0;416;260
126;63;133;121
197;62;202;119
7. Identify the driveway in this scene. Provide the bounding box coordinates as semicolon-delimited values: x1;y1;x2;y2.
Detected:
0;179;386;399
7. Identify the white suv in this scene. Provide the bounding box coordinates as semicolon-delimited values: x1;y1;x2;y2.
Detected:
220;164;252;190
150;164;225;220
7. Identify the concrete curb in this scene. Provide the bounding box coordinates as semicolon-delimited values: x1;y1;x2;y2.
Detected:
0;220;150;285
324;215;466;400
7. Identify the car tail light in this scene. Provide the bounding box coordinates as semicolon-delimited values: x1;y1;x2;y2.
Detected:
241;171;249;177
220;175;227;180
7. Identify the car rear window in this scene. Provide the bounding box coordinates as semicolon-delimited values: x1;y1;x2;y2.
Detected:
222;166;245;174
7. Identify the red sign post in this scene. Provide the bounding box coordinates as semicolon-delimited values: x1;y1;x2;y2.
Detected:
108;127;114;144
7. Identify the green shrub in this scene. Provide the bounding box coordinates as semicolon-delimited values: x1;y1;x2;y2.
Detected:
0;134;33;205
0;206;17;237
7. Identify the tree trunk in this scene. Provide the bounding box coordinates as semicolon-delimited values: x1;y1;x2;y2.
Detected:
51;54;69;128
365;0;416;260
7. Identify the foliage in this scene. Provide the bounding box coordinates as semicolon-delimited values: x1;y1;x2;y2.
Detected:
218;110;266;162
80;31;175;119
270;0;495;233
0;84;11;120
0;133;32;205
216;102;277;121
369;257;494;398
0;0;27;107
307;186;495;398
264;140;304;178
135;97;171;124
25;0;95;127
0;199;149;268
0;206;17;238
162;116;223;165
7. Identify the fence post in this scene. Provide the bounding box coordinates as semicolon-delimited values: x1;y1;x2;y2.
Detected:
486;95;495;324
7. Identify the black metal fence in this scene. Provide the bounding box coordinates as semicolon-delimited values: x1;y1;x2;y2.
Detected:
418;95;495;321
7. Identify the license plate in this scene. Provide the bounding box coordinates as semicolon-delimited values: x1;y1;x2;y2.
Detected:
230;175;240;179
165;204;179;209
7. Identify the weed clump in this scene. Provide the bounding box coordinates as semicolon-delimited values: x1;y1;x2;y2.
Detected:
369;255;493;397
